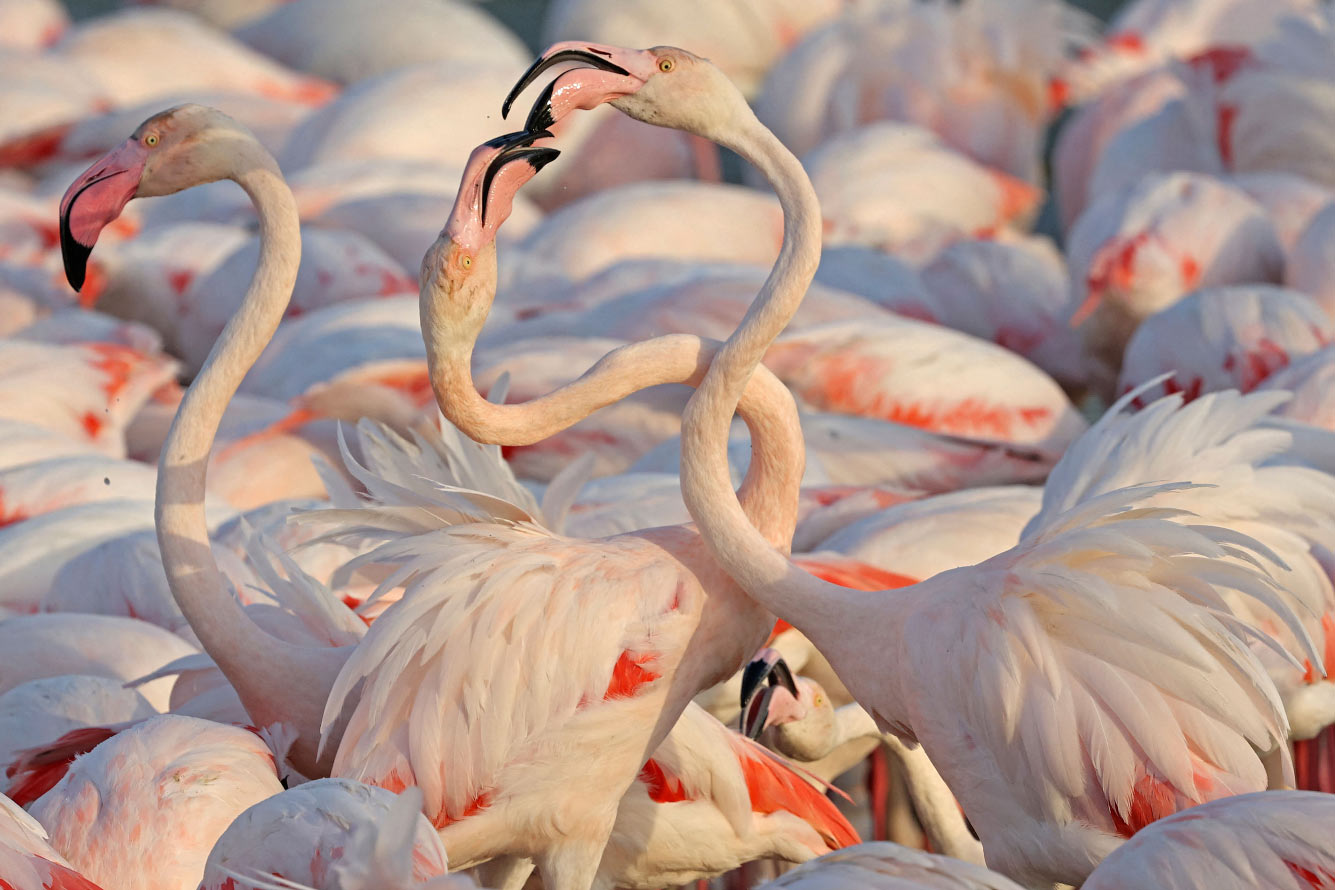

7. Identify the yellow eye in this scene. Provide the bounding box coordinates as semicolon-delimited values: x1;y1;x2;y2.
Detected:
814;695;824;707
144;133;159;147
461;255;472;269
658;57;674;73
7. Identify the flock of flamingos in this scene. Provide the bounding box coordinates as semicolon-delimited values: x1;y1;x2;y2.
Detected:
7;0;1335;887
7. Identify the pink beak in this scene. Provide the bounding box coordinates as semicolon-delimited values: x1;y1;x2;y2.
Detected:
443;131;560;252
59;138;147;293
502;41;659;131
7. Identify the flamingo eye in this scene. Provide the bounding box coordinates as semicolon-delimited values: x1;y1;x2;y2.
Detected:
814;695;824;707
144;133;159;147
658;58;674;73
461;255;472;269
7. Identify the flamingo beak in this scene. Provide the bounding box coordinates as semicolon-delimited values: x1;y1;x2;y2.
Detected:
502;42;658;131
59;138;146;293
443;130;559;251
739;648;800;740
479;132;560;228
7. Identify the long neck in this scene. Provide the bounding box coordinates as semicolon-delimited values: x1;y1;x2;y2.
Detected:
423;289;804;548
155;152;345;776
882;735;986;865
679;113;877;648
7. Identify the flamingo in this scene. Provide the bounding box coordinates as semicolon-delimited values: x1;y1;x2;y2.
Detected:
315;119;807;883
522;41;1320;886
1055;34;1335;231
1080;791;1335;890
0;339;178;457
0;613;197;709
1257;345;1335;429
801;123;1042;264
1065;171;1284;391
57;100;807;889
57;103;352;774
752;0;1088;183
302;418;864;888
199;779;451;890
0;0;66;51
131;0;287;29
232;0;528;86
917;235;1088;391
1286;203;1335;319
0;792;103;890
0;675;156;801
761;317;1086;450
508;180;786;284
542;0;841;99
755;790;1335;890
1117;285;1335;404
27;715;283;890
1060;0;1323;104
53;8;337;108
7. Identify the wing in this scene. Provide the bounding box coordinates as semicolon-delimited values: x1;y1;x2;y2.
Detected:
912;484;1297;847
1084;791;1335;890
322;521;698;828
1028;388;1335;665
645;703;858;849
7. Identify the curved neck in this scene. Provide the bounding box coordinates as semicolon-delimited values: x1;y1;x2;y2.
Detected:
882;735;986;865
422;287;804;549
678;112;878;651
155;151;344;775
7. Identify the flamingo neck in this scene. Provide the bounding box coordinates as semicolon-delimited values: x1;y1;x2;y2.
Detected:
680;111;881;648
421;275;803;548
155;147;344;775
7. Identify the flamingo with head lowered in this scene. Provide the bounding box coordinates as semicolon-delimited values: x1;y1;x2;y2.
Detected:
523;41;1324;887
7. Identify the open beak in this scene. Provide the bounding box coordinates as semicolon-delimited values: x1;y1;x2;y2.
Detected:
479;130;559;227
502;41;658;131
443;130;560;251
739;648;800;740
59;138;146;293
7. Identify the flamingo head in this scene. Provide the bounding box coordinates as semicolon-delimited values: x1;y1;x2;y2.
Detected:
741;650;840;760
503;42;748;143
740;648;806;739
422;131;558;337
60;103;258;293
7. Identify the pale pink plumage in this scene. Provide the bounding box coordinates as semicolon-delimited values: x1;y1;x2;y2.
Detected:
763;317;1086;450
1082;791;1335;890
1065;171;1284;388
0;792;104;890
1118;285;1335;403
754;0;1088;183
233;0;528;85
29;715;283;890
0;613;197;709
802;124;1042;264
53;8;337;108
199;778;449;890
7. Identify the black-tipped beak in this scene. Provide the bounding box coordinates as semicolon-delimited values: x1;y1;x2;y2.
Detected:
479;130;558;227
739;650;798;739
742;685;777;740
59;207;91;293
502;48;631;120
